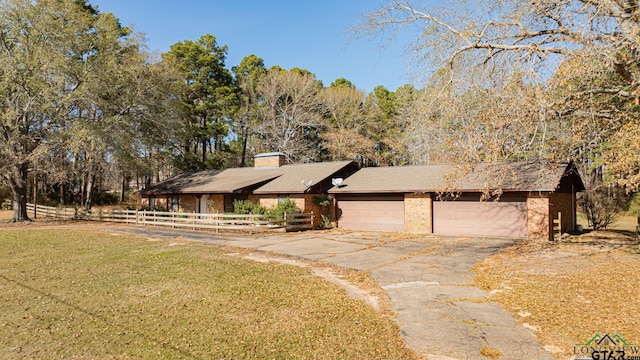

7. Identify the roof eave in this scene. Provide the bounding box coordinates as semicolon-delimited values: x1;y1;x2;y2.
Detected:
330;188;550;194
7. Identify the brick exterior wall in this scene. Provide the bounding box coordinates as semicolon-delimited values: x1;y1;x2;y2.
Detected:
247;194;260;204
302;194;324;228
288;194;306;212
256;195;278;209
207;194;224;214
404;193;432;233
527;194;549;240
256;194;307;212
254;153;285;168
145;196;168;211
549;192;575;233
179;194;198;213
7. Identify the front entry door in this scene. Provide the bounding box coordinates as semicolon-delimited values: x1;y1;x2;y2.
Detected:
200;195;208;214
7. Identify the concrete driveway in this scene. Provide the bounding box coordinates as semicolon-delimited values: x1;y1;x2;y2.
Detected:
110;226;553;360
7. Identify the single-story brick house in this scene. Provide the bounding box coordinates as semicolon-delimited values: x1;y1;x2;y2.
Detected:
140;153;359;227
328;161;584;240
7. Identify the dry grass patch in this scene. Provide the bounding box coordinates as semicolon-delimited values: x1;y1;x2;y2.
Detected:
474;233;640;359
0;210;12;221
0;228;418;359
480;345;502;359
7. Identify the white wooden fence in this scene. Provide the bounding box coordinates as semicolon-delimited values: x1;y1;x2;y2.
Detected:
26;204;314;232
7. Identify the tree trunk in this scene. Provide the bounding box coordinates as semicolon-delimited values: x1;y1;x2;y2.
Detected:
32;163;37;220
59;181;65;205
240;125;248;167
80;156;87;206
84;171;95;210
121;174;126;203
8;163;31;222
201;138;207;164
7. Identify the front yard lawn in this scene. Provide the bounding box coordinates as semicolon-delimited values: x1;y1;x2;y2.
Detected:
0;228;417;359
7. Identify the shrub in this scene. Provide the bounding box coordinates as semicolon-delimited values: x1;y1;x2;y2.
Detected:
625;193;640;216
92;191;120;206
233;200;265;215
152;204;168;212
312;195;333;208
266;199;301;218
312;195;333;229
578;185;626;230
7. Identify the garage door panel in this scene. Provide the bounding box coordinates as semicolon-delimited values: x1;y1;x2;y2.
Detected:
337;196;404;231
433;197;527;238
339;201;401;216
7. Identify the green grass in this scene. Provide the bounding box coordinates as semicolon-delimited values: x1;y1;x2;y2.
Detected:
0;229;416;359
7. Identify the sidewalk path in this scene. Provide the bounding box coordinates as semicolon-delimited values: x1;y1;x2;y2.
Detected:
109;226;553;360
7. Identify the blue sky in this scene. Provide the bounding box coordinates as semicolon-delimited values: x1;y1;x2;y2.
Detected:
89;0;415;93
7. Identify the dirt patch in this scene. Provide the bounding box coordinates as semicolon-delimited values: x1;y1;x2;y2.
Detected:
474;232;640;359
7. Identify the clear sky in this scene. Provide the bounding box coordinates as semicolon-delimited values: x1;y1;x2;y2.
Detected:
89;0;415;93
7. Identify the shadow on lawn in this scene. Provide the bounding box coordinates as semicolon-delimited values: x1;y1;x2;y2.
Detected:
563;229;639;252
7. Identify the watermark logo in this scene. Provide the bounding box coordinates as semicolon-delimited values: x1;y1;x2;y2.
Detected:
574;333;639;360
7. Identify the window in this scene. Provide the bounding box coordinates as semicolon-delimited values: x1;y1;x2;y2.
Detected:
149;196;155;211
224;194;248;213
278;195;289;204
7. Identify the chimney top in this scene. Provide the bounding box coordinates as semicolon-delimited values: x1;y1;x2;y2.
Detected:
254;152;286;168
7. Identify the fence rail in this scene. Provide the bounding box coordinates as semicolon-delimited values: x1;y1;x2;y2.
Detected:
26;204;313;232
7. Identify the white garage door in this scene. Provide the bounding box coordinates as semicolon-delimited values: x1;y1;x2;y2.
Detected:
433;195;528;238
337;195;404;231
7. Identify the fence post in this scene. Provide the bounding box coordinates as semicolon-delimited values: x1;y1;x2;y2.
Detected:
192;212;196;230
172;211;175;229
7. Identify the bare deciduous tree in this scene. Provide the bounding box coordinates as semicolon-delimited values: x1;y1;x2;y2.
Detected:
252;68;324;163
319;85;378;165
360;0;640;190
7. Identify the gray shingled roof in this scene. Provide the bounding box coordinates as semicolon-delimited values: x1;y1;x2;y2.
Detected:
329;161;584;194
254;161;354;194
140;168;281;195
141;161;356;196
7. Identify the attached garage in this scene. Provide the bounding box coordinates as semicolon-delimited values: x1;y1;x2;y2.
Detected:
329;161;585;240
337;195;404;231
432;195;528;238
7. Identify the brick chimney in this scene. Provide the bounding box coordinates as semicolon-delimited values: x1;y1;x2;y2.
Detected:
254;152;286;168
